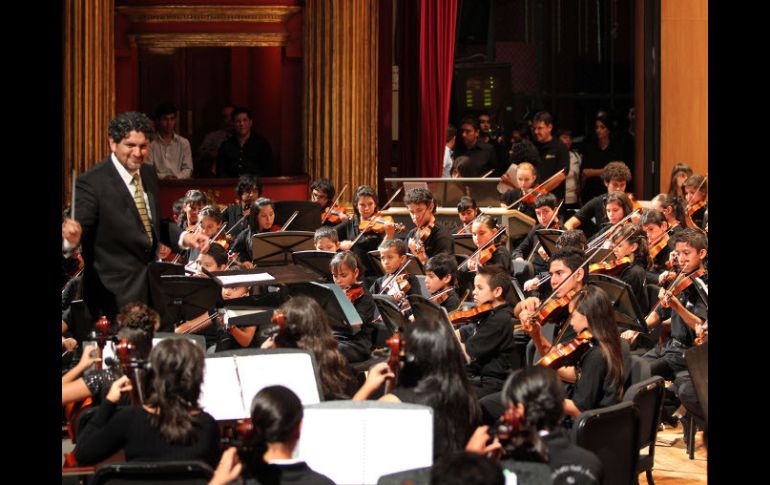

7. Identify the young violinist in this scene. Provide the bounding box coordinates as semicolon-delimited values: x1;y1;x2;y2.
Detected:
185;205;227;273
311;178;350;226
230;197;280;267
193;241;229;276
337;185;387;280
588;191;634;247
558;285;630;417
564;161;632;238
454;265;517;398
353;313;482;459
683;174;707;229
313;226;340;252
667;162;693;199
178;189;207;230
425;253;462;312
640;209;676;283
598;223;650;317
221;175;261;238
521;230;587;299
370;238;421;303
458;215;512;293
651;193;686;232
501;162;538;219
329;251;378;363
513;193;562;276
456;195;479;234
623;228;708;381
516;248;587;361
395;187;454;265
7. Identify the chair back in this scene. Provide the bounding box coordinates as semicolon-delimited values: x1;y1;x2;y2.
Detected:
685;342;708;422
92;461;213;484
571;401;639;485
624;376;665;450
625;355;651;390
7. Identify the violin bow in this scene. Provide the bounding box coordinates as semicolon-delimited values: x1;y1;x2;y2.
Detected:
456;210;484;235
586;209;641;252
428;286;455;302
226;213;249;236
480;169;495;178
377;254;415;296
454;289;471;312
322;184;348;223
457;226;508;271
505;169;566;210
526;200;564;263
211;222;228;242
280;211;299;231
172;221;201;264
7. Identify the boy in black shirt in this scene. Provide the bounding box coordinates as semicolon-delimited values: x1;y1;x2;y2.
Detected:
425;253;461;312
387;187;454;265
455;265;516;398
221;175;261;238
683;174;708;230
513;193;563;275
564;161;632;239
640;209;675;284
370;238;421;303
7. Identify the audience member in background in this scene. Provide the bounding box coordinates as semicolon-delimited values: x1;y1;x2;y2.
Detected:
147;103;193;180
217;107;274;178
580;113;625;203
197;104;234;178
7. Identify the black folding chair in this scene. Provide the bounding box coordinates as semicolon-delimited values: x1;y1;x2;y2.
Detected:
624;376;666;485
92;461;213;484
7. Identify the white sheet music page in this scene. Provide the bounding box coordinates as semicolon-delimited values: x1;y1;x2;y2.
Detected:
216;273;275;285
199;357;247;420
234;353;322;408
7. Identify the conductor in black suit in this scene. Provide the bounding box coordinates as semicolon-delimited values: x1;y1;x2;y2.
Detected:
74;112;210;321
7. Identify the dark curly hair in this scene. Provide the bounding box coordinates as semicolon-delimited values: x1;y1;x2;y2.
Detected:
108;112;155;143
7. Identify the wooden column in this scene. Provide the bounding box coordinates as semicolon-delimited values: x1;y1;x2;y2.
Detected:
63;0;115;207
660;0;708;188
304;0;379;202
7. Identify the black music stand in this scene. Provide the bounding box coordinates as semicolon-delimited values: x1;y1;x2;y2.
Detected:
586;274;648;333
367;250;425;276
251;231;316;266
535;229;565;257
372;295;408;334
292;250;335;281
508;279;526;307
68;299;94;343
286;281;362;331
148;261;186;331
406;295;452;330
273;201;323;231
157;275;221;330
452;233;475;256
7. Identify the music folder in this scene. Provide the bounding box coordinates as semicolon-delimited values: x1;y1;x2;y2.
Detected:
251;231;316;266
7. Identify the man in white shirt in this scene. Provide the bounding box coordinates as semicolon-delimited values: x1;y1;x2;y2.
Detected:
147;103;193;180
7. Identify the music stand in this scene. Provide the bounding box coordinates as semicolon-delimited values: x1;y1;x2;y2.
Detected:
148;261;186;331
406;295;452;329
68;299;94;343
535;229;565;257
157;275;221;330
208;265;323;288
452;233;475;256
273;200;323;232
372;295;408;334
292;250;335;281
586;274;648;333
367;250;425;276
251;231;316;266
286;281;362;331
506;210;536;241
384;177;502;207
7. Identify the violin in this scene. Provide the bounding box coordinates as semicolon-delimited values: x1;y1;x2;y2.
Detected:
588;256;632;276
344;284;366;303
448;302;495;326
627;193;643;211
323;204;349;225
507;169;567;208
221;418;256;455
384;274;412;308
686;199;706;216
410;223;433;254
263;309;288;341
537;328;594;368
384;332;405;393
115;338;146;406
529;289;578;328
648;232;670;260
646;267;706;319
359;214;406;234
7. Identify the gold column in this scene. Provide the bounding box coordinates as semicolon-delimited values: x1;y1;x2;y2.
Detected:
63;0;115;207
304;0;379;203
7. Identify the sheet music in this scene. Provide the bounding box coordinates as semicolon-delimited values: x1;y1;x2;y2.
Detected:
216;273;275;285
235;353;321;408
298;403;433;484
199;357;248;420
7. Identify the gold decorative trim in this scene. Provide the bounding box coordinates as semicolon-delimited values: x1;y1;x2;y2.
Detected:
128;33;289;48
116;5;301;24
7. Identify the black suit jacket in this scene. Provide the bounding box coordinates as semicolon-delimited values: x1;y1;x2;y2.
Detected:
75;157;182;319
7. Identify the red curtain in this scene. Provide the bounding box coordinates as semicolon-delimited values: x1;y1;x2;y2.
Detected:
398;0;458;178
418;0;458;177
